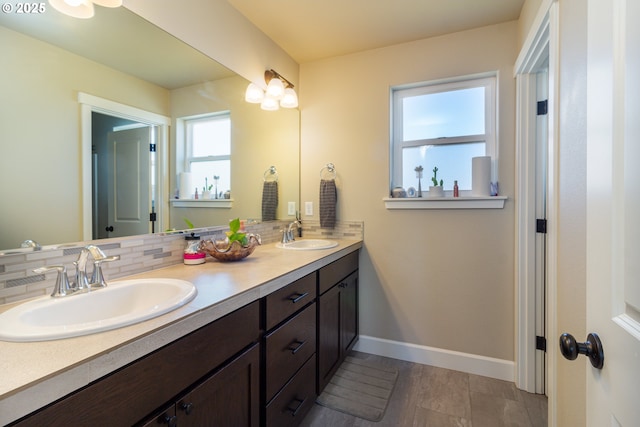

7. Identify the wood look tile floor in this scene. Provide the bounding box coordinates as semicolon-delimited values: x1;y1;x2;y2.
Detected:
301;352;547;427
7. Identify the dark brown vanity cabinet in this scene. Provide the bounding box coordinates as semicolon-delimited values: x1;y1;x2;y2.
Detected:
317;251;359;393
10;249;360;427
142;343;260;427
263;272;317;427
11;301;261;427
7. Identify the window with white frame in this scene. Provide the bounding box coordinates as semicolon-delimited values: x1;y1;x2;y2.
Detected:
184;113;231;197
391;74;497;195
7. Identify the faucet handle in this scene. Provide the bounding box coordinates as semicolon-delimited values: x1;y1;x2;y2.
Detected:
90;255;120;288
33;265;72;297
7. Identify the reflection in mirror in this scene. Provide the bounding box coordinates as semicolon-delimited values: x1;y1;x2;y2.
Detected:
0;6;299;252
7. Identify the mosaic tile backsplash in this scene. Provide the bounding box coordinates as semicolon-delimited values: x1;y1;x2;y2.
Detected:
0;220;363;305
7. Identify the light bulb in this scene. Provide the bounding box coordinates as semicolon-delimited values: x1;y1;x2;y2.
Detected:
244;83;264;103
266;78;284;100
280;87;298;108
49;0;94;18
261;96;279;111
92;0;123;7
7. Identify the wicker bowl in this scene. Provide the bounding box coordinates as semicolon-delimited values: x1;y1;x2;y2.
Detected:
199;234;261;262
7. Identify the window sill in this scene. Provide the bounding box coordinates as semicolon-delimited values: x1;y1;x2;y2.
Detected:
170;199;233;208
383;196;506;209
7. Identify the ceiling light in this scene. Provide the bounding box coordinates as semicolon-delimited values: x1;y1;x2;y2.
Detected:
280;87;299;109
48;0;121;18
49;0;94;18
91;0;122;6
245;83;265;103
260;96;280;111
265;77;285;100
246;69;298;111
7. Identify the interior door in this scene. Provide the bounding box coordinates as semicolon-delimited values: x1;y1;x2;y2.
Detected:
106;127;151;238
582;0;640;424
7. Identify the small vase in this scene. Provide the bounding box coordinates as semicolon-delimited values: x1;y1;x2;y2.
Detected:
202;190;211;199
429;186;444;197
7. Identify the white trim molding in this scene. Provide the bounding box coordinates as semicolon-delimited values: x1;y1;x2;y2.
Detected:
383;196;506;210
354;335;515;382
78;92;171;240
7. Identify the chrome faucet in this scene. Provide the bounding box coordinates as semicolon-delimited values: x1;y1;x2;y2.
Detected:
281;220;301;244
33;245;120;297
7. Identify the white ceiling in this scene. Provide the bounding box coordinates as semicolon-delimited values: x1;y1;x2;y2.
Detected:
227;0;526;63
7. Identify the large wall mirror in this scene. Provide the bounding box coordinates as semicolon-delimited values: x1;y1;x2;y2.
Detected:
0;6;300;252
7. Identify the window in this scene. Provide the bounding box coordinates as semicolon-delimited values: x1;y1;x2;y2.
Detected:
391;74;496;195
184;113;231;197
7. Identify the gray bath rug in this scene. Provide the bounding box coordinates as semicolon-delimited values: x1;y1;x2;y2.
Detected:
316;356;399;422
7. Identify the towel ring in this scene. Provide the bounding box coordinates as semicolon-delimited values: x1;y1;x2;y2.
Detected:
263;166;278;182
320;163;337;180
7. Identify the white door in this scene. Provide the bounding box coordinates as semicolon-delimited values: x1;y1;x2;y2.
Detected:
106;127;151;238
580;0;640;424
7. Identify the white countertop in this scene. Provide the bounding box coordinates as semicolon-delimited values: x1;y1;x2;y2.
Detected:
0;239;362;425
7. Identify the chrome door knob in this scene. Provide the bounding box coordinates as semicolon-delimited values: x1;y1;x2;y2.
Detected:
559;332;604;369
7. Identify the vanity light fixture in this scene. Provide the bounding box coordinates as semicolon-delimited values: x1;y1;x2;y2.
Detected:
245;69;298;110
48;0;122;19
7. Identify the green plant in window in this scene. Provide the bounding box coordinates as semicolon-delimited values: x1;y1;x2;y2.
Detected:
431;167;443;187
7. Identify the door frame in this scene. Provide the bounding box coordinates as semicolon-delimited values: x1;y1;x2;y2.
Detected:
514;0;558;413
78;92;171;240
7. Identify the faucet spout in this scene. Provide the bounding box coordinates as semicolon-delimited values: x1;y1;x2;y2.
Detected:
74;245;116;291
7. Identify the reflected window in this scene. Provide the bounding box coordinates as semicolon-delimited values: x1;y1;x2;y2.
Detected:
391;75;496;194
185;113;231;197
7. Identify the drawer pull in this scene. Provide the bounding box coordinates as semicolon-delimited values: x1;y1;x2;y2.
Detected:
289;292;309;303
286;397;307;417
288;339;307;354
179;401;194;415
160;414;177;427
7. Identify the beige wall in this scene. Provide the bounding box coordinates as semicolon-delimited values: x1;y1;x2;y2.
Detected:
0;26;169;249
517;0;545;49
299;22;518;361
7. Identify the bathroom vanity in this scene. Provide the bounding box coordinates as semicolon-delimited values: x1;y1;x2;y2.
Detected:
1;240;361;427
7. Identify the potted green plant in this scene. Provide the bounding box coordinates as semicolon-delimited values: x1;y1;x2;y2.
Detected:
202;178;212;199
429;167;444;197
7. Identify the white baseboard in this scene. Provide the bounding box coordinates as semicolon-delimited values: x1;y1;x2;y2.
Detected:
353;335;515;382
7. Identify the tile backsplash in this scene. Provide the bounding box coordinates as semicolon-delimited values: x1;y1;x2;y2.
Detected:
0;220;363;305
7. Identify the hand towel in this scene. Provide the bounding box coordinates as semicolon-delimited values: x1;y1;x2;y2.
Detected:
261;181;278;221
319;179;337;228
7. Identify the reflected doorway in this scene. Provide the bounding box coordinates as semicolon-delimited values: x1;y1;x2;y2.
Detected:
91;112;157;239
79;92;171;241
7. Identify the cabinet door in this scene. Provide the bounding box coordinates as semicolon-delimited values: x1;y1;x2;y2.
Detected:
341;271;358;355
317;283;341;393
178;343;260;427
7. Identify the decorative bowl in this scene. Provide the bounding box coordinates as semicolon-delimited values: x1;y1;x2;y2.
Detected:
199;234;261;262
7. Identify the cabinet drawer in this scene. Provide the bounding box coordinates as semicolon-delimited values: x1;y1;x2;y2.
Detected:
264;302;316;402
265;355;316;427
265;272;316;330
318;250;359;295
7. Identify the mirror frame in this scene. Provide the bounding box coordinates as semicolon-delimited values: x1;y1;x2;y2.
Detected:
79;92;171;240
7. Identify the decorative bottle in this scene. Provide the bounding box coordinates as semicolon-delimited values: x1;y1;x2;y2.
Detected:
453;180;459;198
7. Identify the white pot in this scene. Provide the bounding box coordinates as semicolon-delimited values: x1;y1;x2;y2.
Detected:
429;186;444;197
202;190;211;199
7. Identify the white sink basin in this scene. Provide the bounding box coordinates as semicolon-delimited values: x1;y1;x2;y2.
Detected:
0;278;197;342
276;239;338;250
